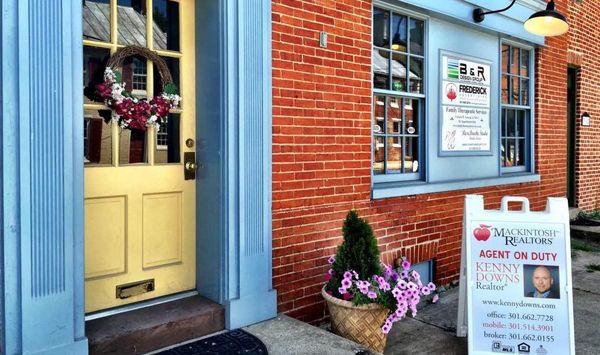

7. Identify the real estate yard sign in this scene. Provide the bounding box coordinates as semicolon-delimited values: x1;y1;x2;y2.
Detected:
457;195;575;355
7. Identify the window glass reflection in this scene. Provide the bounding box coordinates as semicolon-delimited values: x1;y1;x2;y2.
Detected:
83;0;111;43
373;136;385;174
155;114;181;164
118;0;147;47
409;18;424;55
373;8;389;48
404;137;419;173
391;14;407;52
409;57;423;93
391;53;407;91
386;137;402;173
119;129;147;164
83;46;111;104
373;96;385;134
84;110;113;165
373;49;390;89
153;0;180;51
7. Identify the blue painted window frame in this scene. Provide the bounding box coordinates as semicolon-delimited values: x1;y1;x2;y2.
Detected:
371;3;428;183
499;40;535;174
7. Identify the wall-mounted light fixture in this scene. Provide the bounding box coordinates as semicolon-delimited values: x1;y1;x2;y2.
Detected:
473;0;568;37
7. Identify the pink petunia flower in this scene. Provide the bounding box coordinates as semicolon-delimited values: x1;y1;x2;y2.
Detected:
328;256;335;264
367;291;377;299
401;259;411;271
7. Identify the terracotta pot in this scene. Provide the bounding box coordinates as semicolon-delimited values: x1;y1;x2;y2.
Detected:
322;286;389;353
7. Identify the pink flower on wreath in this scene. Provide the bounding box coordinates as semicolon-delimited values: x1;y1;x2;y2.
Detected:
341;278;352;289
343;271;353;280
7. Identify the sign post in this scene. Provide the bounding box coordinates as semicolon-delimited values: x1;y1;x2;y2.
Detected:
457;195;575;355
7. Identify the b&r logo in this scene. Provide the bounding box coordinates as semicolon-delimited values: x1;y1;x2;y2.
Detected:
473;224;492;241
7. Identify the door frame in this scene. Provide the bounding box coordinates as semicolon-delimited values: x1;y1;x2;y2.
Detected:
567;66;578;207
1;0;275;353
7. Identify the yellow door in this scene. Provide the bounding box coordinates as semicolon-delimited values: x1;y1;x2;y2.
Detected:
82;0;196;313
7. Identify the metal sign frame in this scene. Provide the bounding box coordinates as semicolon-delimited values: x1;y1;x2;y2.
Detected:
457;195;575;355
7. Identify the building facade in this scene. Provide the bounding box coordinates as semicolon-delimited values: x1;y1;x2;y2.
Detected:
0;0;594;354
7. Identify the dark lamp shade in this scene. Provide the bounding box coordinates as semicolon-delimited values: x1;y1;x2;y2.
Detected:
524;8;568;36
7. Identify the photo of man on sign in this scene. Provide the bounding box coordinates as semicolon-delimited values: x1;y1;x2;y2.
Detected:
523;265;560;299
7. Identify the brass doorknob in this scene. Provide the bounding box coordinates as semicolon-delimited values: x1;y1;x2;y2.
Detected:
185;162;198;172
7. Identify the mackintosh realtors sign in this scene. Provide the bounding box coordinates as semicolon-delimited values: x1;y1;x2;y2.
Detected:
440;53;491;153
457;195;575;355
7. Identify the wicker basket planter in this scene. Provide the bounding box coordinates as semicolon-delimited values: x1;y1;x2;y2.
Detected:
322;286;389;353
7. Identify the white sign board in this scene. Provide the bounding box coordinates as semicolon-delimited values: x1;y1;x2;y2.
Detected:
457;195;575;355
441;54;491;153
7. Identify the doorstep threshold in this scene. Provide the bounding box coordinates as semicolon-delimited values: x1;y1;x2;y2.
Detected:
85;290;199;321
86;294;225;354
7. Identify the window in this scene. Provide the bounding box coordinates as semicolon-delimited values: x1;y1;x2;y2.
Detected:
372;7;425;180
501;44;531;172
82;0;183;166
131;57;147;91
156;119;169;149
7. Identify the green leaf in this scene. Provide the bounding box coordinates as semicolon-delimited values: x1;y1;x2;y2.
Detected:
114;70;122;83
164;83;178;95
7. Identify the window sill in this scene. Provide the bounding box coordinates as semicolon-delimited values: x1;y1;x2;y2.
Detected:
372;173;540;199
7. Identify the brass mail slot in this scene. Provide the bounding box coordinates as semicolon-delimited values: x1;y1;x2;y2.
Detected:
116;279;155;299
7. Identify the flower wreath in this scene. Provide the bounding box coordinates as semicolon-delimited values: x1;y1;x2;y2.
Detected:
96;46;182;131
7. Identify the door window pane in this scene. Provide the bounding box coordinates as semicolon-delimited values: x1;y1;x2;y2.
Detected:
85;110;113;165
83;0;111;43
121;55;148;98
83;46;111;104
153;0;181;51
153;57;180;98
155;114;181;164
119;129;148;164
118;0;148;47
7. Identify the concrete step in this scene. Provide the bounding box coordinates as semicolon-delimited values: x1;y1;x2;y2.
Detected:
86;295;224;355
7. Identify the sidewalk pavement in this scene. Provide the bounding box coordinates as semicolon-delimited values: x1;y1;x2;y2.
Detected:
245;248;600;355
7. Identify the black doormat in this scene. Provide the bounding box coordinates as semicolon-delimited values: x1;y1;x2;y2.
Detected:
158;329;268;355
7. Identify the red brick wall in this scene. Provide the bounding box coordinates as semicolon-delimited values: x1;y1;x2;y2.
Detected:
272;0;568;323
568;0;600;210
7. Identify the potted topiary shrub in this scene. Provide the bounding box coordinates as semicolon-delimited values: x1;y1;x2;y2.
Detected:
322;210;437;353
